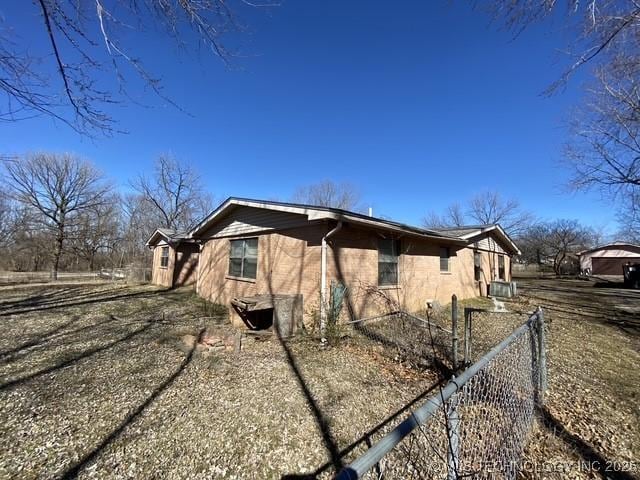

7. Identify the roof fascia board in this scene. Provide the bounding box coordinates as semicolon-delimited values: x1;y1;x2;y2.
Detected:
189;197;466;245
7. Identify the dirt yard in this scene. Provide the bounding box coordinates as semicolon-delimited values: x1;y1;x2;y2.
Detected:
0;283;441;479
514;277;640;480
0;279;638;479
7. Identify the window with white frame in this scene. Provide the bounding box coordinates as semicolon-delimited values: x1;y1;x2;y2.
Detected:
229;238;258;279
378;238;400;286
160;246;169;268
498;254;505;280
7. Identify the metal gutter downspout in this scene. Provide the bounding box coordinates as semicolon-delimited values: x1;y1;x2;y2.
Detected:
320;221;343;343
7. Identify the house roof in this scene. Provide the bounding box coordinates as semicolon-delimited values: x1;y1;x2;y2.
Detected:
433;224;522;256
147;197;522;254
577;242;640;256
188;197;468;245
145;228;192;247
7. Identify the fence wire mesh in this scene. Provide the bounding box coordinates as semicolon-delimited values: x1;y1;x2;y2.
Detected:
336;312;543;480
341;311;454;372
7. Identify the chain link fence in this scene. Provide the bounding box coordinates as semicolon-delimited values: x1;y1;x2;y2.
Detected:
335;309;546;480
341;311;454;373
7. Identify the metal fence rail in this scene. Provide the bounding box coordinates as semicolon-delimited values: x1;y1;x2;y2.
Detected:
335;309;546;480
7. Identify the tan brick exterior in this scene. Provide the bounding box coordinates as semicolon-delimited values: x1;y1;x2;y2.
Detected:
151;242;175;288
194;221;514;329
151;242;200;288
173;243;199;287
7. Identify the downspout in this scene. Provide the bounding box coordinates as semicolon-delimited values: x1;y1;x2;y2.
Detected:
320;221;343;343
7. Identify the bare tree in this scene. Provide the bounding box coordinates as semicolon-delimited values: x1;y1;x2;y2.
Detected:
68;196;121;271
292;180;362;211
467;191;533;236
485;1;640;233
0;1;271;136
423;190;533;237
484;1;640;93
520;219;595;274
131;155;212;232
3;153;112;279
0;192;19;247
564;60;640;226
422;203;465;229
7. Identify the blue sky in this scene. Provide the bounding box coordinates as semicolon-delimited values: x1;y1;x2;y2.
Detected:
1;1;614;233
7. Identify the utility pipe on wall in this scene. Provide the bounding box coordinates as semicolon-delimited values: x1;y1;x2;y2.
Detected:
320;221;343;343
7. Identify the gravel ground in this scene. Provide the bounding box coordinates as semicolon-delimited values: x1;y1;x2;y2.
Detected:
0;283;441;479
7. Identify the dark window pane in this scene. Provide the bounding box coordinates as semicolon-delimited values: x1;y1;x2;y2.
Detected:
245;238;258;258
230;240;244;258
243;258;257;279
440;247;450;272
474;251;481;281
229;258;242;277
378;238;399;285
378;262;398;286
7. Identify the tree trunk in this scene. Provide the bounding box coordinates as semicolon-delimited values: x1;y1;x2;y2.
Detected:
52;225;64;280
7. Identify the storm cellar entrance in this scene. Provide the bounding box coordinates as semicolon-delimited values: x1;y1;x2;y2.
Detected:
231;294;303;338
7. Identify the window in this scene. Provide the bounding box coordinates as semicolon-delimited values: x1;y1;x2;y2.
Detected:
378;238;400;286
440;247;450;272
474;251;481;281
498;254;505;280
160;246;169;268
229;238;258;279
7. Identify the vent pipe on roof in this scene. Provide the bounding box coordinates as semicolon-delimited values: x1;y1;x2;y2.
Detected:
368;207;373;217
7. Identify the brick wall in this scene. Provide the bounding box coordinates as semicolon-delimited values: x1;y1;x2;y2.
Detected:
197;224;325;328
151;242;174;287
196;222;515;328
174;243;199;287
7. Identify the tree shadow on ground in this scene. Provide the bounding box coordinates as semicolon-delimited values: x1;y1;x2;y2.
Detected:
539;407;638;480
0;314;82;358
517;281;640;335
0;321;155;392
58;328;205;479
278;228;451;479
0;285;171;317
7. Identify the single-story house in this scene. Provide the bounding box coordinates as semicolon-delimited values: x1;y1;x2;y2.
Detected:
578;242;640;275
146;228;200;288
146;198;521;330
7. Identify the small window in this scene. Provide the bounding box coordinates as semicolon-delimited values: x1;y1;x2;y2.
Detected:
498;254;505;280
378;238;400;286
440;247;450;272
474;251;481;281
160;246;169;268
229;238;258;279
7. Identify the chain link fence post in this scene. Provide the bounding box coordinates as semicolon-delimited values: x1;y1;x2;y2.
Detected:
537;307;547;406
451;295;458;371
463;308;472;367
446;389;460;480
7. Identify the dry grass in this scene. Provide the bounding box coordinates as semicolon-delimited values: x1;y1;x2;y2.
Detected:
0;283;440;479
1;279;637;479
513;277;640;480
